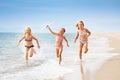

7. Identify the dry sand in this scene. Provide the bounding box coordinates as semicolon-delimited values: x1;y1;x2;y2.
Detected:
93;32;120;80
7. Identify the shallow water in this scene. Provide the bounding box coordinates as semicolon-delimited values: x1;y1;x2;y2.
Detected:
0;33;118;80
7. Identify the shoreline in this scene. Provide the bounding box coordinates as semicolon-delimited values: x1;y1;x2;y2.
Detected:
0;32;119;80
61;32;120;80
93;32;120;80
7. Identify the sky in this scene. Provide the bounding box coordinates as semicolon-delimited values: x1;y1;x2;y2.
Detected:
0;0;120;33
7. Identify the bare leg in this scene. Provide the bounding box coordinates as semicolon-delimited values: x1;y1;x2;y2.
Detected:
59;48;63;65
29;48;34;57
26;48;29;63
33;49;36;54
84;42;88;54
56;48;59;58
79;43;83;60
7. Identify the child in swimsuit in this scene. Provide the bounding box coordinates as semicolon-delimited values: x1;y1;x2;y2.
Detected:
17;27;40;63
74;21;91;60
46;25;69;64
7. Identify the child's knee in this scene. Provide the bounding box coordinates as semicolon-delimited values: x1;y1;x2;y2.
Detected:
30;53;33;57
79;49;82;53
84;48;88;53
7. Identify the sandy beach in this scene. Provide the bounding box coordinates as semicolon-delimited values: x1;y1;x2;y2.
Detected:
62;32;120;80
0;32;120;80
94;32;120;80
0;0;119;80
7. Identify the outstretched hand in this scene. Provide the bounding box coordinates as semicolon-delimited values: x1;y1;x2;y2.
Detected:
73;39;76;43
17;42;20;46
38;45;40;49
67;43;69;47
46;25;50;29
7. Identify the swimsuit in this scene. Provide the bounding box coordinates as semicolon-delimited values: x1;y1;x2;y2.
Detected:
80;40;87;44
79;32;87;37
25;45;34;49
56;36;64;42
25;38;32;42
56;45;63;50
79;32;87;44
56;36;64;50
25;38;33;49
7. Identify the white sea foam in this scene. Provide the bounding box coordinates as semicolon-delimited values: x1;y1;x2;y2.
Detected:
0;59;73;80
0;34;119;80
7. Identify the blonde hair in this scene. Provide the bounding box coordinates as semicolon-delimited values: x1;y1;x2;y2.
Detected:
24;27;32;35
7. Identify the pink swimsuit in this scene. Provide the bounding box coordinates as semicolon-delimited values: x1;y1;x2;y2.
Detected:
56;36;64;50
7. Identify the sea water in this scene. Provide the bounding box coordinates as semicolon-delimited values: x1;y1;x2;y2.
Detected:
0;33;118;80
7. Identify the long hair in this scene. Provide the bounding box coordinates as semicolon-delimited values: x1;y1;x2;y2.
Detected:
24;27;32;36
76;21;84;30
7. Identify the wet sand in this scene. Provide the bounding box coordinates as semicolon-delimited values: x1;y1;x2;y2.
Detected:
94;32;120;80
59;32;120;80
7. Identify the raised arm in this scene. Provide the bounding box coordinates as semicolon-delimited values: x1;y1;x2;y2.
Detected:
64;36;69;47
46;25;59;36
17;36;25;46
32;36;40;48
74;31;79;43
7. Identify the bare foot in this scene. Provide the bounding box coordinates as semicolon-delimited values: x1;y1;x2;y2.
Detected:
59;61;61;65
26;60;28;64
